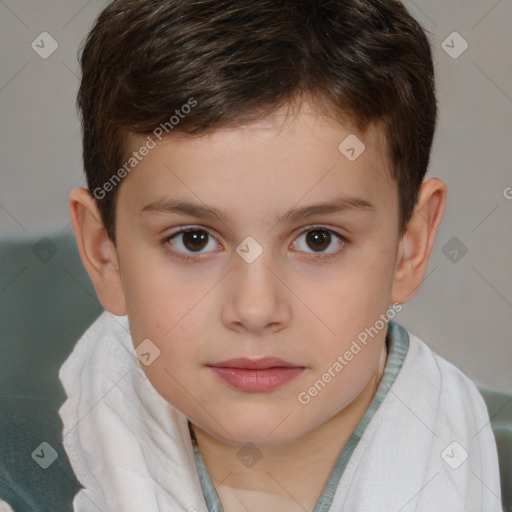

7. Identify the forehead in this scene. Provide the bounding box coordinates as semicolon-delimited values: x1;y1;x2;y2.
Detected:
116;103;395;224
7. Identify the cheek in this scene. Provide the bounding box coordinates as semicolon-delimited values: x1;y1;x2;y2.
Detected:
131;317;207;413
321;251;394;326
118;246;216;377
313;243;395;369
351;236;397;301
121;254;190;333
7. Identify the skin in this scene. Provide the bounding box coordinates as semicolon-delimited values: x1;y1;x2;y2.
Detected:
69;100;446;511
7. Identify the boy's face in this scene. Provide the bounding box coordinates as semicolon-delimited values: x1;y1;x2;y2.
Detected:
78;101;427;447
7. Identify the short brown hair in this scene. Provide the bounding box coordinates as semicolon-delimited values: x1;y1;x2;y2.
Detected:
77;0;437;246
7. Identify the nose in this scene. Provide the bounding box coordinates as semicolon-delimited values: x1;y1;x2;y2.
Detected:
221;248;291;336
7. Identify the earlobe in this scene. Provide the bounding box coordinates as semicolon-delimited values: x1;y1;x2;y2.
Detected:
68;186;127;316
391;178;447;304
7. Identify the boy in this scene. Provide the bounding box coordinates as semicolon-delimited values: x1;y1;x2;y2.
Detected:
1;0;502;511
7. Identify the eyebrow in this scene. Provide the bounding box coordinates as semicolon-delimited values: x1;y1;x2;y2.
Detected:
139;196;376;223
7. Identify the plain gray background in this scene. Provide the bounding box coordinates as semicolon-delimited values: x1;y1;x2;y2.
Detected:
1;0;511;392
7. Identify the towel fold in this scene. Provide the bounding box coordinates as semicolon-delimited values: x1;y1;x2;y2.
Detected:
58;311;209;512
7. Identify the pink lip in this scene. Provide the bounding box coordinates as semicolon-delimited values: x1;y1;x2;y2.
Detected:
207;357;305;392
209;357;299;370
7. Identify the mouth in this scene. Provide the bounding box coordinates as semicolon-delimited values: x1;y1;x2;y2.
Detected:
207;357;305;392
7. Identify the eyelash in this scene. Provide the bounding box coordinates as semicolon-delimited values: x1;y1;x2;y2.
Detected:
161;225;348;263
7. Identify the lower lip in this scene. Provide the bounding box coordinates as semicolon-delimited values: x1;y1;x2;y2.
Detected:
208;366;305;392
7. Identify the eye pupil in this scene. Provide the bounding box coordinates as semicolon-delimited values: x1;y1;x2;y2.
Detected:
183;230;208;251
306;229;331;252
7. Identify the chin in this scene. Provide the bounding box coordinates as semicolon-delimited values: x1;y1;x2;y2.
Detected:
196;412;309;448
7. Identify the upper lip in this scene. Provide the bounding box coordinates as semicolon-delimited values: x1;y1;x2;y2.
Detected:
208;357;303;370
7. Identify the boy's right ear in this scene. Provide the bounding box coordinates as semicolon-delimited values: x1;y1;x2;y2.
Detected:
68;186;127;316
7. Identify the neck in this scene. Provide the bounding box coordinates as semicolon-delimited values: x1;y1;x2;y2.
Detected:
191;339;389;511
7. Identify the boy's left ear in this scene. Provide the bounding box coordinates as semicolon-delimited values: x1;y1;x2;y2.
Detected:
391;177;447;304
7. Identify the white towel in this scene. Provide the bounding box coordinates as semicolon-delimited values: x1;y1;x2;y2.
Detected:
329;327;503;511
55;310;502;512
58;311;209;512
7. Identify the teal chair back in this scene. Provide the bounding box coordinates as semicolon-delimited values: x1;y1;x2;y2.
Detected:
0;230;102;510
1;231;511;511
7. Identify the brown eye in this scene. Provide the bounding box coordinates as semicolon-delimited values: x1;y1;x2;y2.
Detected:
306;229;331;252
181;230;209;252
163;227;220;260
293;227;346;257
